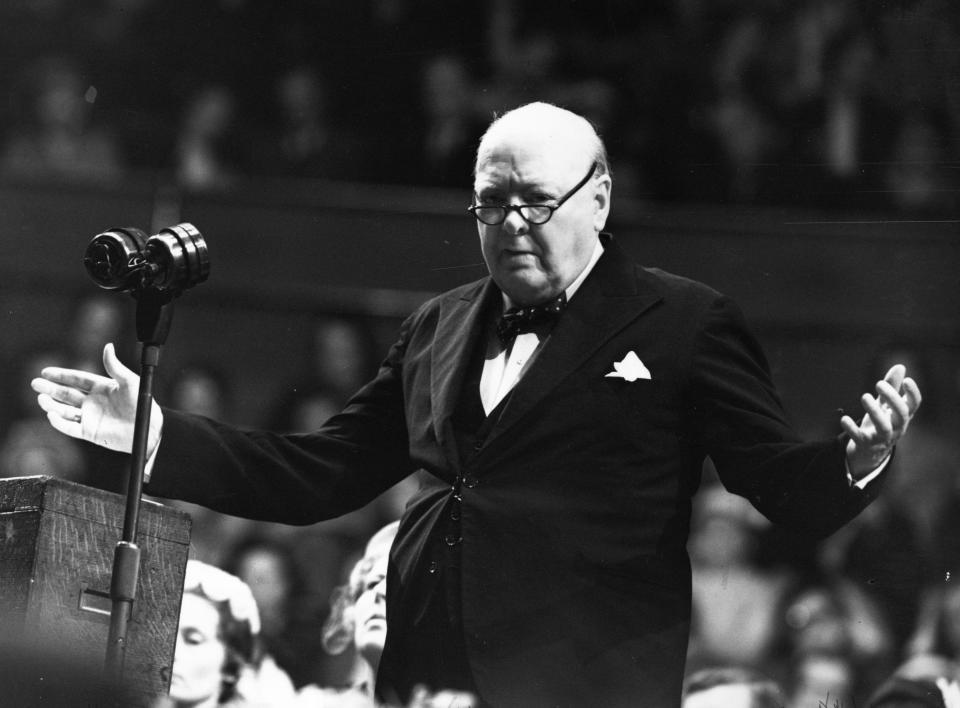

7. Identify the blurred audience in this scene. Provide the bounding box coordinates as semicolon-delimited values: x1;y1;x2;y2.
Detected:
682;666;786;708
174;83;244;191
301;315;380;410
687;481;796;677
66;293;128;373
0;1;954;213
904;582;960;669
256;64;363;181
415;55;482;187
780;579;896;707
222;534;328;690
868;654;960;708
0;54;123;183
165;361;233;422
0;343;85;481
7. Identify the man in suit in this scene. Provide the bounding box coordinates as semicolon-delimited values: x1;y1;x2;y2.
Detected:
33;102;921;707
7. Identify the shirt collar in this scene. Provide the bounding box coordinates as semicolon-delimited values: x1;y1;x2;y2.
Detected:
501;237;605;311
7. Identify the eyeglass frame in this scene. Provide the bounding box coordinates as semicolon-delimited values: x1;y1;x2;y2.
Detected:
467;162;599;226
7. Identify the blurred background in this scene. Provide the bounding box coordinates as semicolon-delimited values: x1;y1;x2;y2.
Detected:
0;0;957;703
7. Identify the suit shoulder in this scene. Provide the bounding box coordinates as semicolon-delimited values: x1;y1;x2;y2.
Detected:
638;266;726;308
403;277;487;327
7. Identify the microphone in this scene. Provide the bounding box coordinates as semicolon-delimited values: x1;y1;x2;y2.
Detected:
84;223;210;296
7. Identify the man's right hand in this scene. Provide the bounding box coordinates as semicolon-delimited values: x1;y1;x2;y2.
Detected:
31;342;163;456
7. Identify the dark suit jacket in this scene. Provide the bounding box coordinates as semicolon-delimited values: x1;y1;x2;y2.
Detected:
146;235;881;707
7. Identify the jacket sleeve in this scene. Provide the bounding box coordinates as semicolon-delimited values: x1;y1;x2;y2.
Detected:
144;315;416;524
689;294;883;537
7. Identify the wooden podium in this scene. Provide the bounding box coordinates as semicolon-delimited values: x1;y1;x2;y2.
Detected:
0;475;192;706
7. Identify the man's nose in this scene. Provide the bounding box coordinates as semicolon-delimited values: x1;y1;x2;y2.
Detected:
503;205;529;235
374;577;387;602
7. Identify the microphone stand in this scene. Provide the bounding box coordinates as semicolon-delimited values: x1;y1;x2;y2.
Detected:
104;287;174;689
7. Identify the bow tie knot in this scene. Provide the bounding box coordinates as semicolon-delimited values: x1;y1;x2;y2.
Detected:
496;293;567;345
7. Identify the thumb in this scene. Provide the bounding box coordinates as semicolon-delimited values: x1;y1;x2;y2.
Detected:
102;343;137;388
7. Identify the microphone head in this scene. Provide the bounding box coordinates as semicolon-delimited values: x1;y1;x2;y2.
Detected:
145;223;210;294
83;227;149;291
83;223;210;296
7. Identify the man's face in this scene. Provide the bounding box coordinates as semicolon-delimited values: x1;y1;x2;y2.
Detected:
473;135;609;306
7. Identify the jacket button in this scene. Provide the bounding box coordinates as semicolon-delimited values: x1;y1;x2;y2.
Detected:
428;561;439;574
450;506;461;521
444;534;462;546
473;441;483;451
462;475;478;488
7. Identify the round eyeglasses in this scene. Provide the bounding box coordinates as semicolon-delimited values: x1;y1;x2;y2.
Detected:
468;162;598;226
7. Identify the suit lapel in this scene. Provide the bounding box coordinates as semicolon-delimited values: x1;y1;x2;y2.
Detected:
430;278;497;468
484;237;663;448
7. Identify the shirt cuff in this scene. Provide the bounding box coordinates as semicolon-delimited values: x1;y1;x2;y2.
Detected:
846;453;890;489
142;433;161;483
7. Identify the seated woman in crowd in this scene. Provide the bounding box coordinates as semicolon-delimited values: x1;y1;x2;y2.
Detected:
164;559;295;708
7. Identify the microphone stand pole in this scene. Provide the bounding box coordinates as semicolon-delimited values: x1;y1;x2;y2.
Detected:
104;288;174;689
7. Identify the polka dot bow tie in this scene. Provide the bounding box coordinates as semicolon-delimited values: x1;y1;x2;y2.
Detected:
496;292;567;345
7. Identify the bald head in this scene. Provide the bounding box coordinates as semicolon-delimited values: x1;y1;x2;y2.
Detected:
471;102;612;306
475;102;610;179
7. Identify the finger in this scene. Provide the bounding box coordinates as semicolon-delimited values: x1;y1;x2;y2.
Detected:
876;379;909;424
30;378;86;407
102;343;137;389
883;363;906;392
840;414;865;442
37;366;109;393
902;376;922;414
46;410;83;440
37;392;82;422
861;392;893;438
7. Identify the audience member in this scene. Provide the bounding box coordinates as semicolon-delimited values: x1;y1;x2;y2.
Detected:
686;480;796;677
66;294;129;371
305;316;380;408
174;83;244;191
905;582;960;667
869;676;952;708
0;54;123;183
415;55;482;187
788;652;856;708
256;64;363;181
781;580;895;707
164;361;233;423
165;559;296;708
298;521;477;707
682;666;786;708
868;654;960;708
0;344;85;481
222;534;327;690
158;359;256;565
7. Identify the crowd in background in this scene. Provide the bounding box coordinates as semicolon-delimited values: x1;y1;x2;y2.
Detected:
0;0;957;211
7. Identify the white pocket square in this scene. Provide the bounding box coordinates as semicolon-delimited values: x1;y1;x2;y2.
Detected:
605;351;651;382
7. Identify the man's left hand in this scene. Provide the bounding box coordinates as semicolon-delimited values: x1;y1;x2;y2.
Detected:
842;363;922;479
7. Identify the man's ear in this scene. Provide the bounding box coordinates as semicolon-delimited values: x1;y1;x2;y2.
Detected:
593;174;612;232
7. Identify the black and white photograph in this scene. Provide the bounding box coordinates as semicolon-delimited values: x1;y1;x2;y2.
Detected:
0;2;957;706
